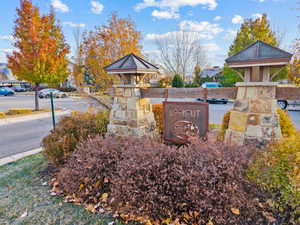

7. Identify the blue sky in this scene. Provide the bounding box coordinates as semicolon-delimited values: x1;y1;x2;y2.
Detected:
0;0;299;66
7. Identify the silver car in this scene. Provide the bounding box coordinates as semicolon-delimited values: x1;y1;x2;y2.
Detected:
38;88;67;98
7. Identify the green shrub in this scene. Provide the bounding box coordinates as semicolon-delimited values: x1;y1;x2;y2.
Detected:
172;74;184;88
42;110;109;166
247;134;300;223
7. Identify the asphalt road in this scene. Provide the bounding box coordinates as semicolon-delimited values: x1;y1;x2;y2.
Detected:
0;95;299;159
0;95;103;159
0;94;97;112
0;117;53;158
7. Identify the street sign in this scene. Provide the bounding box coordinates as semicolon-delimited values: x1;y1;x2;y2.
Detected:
163;101;209;144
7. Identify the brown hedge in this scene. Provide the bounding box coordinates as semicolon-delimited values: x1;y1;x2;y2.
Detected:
42;110;109;166
55;136;284;225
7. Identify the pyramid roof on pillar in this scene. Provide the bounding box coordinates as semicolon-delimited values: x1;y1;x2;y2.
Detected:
225;41;293;68
104;53;159;74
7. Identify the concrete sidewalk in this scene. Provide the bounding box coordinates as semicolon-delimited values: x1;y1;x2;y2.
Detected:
0;147;42;166
0;110;71;126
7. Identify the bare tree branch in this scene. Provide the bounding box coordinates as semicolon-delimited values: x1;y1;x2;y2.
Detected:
154;31;207;81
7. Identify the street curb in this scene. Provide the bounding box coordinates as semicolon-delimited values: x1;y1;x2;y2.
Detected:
0;147;43;166
0;110;71;126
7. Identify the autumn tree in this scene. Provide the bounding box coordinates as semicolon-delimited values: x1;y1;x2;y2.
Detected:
72;28;85;89
193;65;202;85
8;0;69;110
229;14;279;56
289;40;300;86
81;13;142;90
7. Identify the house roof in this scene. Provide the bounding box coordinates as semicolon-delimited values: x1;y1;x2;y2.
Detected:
201;67;222;78
0;63;15;80
225;41;292;67
104;53;159;74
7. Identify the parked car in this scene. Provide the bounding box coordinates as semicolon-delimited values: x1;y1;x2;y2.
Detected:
277;83;300;109
38;88;67;98
11;86;26;92
277;99;300;109
197;82;228;104
0;87;15;96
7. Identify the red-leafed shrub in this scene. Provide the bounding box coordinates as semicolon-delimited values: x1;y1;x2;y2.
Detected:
55;136;284;225
56;136;123;202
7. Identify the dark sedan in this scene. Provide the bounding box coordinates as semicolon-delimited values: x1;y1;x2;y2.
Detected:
197;82;228;104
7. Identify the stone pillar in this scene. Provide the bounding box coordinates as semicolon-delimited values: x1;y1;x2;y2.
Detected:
225;82;282;146
107;84;158;138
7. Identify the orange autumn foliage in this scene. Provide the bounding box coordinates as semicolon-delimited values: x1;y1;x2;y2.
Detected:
81;13;142;89
8;1;69;86
152;104;164;136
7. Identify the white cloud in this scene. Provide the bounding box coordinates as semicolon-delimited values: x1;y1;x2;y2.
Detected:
0;48;14;54
179;20;224;40
0;35;14;41
91;1;104;14
135;0;217;11
213;16;222;21
145;32;173;41
224;29;237;41
51;0;69;13
252;13;263;20
135;0;217;19
63;22;86;28
202;43;221;52
152;10;179;19
232;15;243;24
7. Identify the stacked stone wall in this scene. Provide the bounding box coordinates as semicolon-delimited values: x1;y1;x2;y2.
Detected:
225;83;282;146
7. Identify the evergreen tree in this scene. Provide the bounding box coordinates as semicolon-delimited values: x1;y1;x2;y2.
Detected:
229;14;278;56
226;14;284;85
172;74;184;88
219;66;243;87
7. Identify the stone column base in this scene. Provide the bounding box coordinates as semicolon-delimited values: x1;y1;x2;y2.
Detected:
107;85;159;139
224;82;282;146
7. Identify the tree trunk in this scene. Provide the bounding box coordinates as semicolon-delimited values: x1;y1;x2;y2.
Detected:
34;84;40;111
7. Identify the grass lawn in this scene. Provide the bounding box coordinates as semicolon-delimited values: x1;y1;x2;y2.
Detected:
0;153;125;225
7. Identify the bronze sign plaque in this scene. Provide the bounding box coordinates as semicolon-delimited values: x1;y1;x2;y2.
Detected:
163;101;209;144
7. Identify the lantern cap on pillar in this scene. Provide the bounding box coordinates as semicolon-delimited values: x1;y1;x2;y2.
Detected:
225;40;292;68
225;41;292;82
104;53;159;85
104;53;159;74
